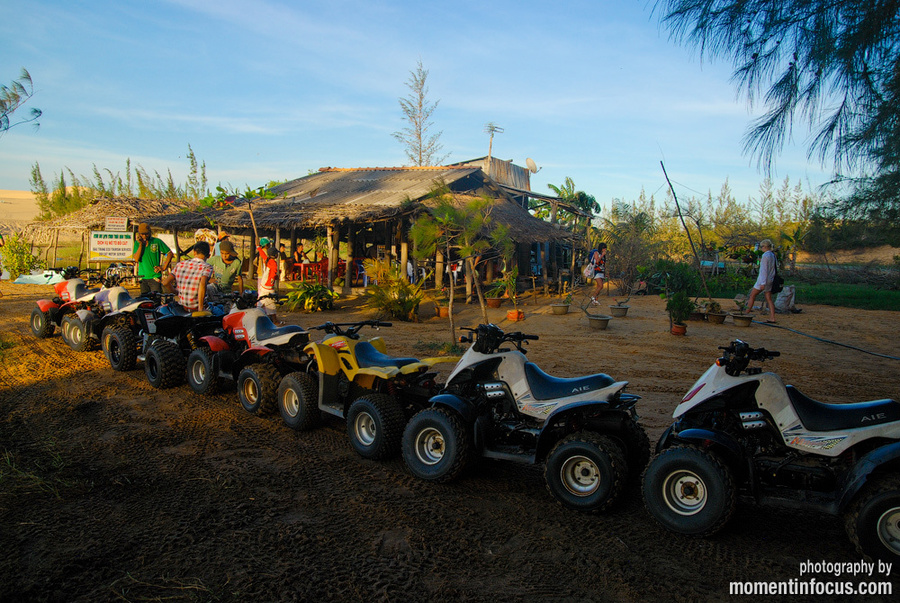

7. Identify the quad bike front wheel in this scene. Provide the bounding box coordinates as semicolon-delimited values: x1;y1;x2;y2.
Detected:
642;445;736;536
30;307;55;338
346;393;405;460
102;325;138;371
544;432;628;513
145;340;186;389
277;371;319;430
186;347;224;395
237;363;280;415
402;408;470;483
845;475;900;562
62;314;94;352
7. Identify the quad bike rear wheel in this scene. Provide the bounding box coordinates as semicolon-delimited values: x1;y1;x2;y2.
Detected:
62;314;95;352
30;307;55;338
102;325;138;371
402;408;470;483
642;445;735;536
145;340;186;389
545;432;628;513
277;372;319;430
618;419;651;480
238;363;280;415
347;393;405;460
845;474;900;562
186;347;224;395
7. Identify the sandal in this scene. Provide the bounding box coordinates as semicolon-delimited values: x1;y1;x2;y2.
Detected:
765;319;777;324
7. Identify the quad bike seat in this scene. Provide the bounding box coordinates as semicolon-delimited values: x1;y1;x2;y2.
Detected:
524;363;615;401
353;341;418;369
254;315;308;344
71;282;100;301
786;385;900;432
96;287;133;313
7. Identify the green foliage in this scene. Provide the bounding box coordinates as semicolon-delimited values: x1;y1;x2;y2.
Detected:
282;282;338;312
486;266;519;308
0;233;45;280
363;259;425;321
648;259;701;296
1;68;41;137
665;290;695;325
794;283;900;311
705;271;755;298
392;59;447;166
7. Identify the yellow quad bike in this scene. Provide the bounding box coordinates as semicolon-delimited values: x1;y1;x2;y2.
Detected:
277;320;459;461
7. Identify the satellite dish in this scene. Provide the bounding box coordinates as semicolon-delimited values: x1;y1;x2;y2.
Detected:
525;158;541;173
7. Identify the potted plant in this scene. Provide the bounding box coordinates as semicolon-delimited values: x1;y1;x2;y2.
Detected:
665;291;694;335
689;297;706;321
503;268;523;321
609;297;630;318
705;299;727;324
577;295;613;330
551;292;573;315
730;298;754;327
434;287;451;318
485;281;506;309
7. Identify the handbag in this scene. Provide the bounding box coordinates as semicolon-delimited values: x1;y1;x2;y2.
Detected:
583;265;593;279
771;267;784;293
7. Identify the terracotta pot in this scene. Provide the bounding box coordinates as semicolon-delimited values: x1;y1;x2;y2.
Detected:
671;323;687;336
435;305;449;318
551;304;569;315
486;297;504;309
588;315;612;330
507;309;523;322
707;312;727;324
609;305;629;318
730;313;753;327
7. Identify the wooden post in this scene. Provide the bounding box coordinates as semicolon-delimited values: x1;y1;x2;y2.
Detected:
326;224;338;288
435;249;444;289
541;241;550;295
399;219;409;283
343;222;354;295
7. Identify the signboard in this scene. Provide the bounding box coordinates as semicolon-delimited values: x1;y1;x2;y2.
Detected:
105;216;128;231
89;231;134;261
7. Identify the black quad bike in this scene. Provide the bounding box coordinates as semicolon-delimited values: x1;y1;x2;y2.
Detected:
401;323;649;513
643;340;900;561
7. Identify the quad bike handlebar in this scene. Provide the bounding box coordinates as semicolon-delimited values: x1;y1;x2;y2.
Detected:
310;320;392;340
718;339;780;376
462;323;539;354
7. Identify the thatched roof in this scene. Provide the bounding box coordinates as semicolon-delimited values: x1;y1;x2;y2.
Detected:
25;197;192;232
143;165;576;243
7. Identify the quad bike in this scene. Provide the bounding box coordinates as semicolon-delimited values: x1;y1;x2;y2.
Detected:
276;320;459;460
642;340;900;561
29;267;129;351
185;292;310;410
402;323;648;513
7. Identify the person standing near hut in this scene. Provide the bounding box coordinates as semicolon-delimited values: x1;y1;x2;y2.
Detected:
257;242;279;318
161;241;214;312
207;240;244;295
132;223;173;295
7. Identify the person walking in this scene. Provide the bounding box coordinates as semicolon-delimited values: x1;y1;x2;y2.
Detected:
162;241;215;312
746;239;778;324
132;223;173;295
589;243;608;305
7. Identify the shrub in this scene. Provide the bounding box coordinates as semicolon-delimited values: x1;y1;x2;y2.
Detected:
363;259;425;322
282;282;338;312
0;233;46;280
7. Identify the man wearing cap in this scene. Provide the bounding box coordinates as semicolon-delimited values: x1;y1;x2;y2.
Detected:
208;240;244;294
162;241;215;312
132;223;173;294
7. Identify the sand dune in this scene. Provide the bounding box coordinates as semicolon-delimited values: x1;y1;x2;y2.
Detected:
0;189;39;221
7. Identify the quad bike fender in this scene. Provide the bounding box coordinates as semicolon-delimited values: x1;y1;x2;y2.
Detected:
368;336;387;354
355;366;402;380
417;356;462;368
233;346;275;374
198;335;230;352
75;309;97;336
305;342;342;376
35;299;60;313
429;393;477;424
836;441;900;513
534;404;632;460
665;427;744;467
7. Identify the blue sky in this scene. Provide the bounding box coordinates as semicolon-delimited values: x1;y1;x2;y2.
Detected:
1;0;834;209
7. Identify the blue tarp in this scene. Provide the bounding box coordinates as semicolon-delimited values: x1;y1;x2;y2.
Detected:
12;270;66;285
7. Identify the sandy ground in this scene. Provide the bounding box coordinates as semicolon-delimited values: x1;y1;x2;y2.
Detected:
1;281;898;602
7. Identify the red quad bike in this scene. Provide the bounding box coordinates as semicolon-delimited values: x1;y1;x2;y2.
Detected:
186;293;310;413
275;320;460;461
642;340;900;561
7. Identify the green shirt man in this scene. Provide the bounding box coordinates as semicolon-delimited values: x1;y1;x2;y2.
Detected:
132;223;173;294
207;240;244;293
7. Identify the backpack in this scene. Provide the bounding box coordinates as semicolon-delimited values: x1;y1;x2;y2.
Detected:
586;249;598;266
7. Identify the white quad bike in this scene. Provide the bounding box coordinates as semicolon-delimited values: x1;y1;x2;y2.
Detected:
643;340;900;561
402;323;649;513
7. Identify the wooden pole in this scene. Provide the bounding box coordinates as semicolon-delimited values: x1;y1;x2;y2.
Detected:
343;222;354;295
660;161;712;299
399;219;409;284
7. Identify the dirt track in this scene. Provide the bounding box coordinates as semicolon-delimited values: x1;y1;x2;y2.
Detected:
1;282;899;602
